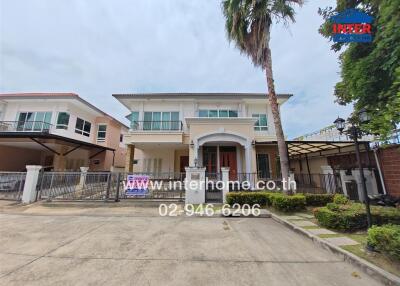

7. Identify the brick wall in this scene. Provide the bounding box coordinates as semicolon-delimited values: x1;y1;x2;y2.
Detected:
378;145;400;197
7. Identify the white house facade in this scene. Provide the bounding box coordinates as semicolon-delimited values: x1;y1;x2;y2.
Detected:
114;93;292;180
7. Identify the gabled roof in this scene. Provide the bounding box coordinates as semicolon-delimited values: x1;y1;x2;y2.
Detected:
0;92;128;129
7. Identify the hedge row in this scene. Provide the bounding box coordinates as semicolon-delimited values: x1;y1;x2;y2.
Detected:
313;203;400;231
367;224;400;261
225;192;332;212
304;194;334;206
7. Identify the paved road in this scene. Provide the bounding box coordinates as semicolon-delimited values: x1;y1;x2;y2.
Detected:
0;204;383;286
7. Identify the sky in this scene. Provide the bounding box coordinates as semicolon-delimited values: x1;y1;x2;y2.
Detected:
0;0;353;139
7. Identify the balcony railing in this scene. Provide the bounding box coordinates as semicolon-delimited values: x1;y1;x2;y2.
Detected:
131;121;183;131
0;121;53;133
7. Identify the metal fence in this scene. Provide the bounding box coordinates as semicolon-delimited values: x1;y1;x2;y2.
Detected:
294;173;341;194
0;172;26;201
38;172;186;201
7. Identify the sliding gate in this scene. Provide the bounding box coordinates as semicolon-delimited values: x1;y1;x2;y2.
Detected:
38;172;185;201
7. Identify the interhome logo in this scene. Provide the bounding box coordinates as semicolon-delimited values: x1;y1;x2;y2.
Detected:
330;8;373;43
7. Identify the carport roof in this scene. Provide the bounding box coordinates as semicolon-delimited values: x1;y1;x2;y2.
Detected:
0;132;115;154
256;140;370;157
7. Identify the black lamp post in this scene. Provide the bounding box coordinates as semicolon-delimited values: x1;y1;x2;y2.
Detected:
334;109;372;228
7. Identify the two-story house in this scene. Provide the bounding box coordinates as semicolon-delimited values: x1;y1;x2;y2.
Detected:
114;93;292;180
0;93;128;171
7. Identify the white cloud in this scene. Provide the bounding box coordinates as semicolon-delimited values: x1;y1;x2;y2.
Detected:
0;0;352;138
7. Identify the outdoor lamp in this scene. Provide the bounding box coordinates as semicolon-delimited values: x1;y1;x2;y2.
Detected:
358;108;370;124
334;117;346;133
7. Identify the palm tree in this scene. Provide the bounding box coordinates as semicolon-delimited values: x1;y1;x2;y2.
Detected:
222;0;303;190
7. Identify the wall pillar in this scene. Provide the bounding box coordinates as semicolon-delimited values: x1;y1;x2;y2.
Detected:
21;165;42;204
125;144;135;172
221;167;230;203
185;167;206;204
79;166;89;188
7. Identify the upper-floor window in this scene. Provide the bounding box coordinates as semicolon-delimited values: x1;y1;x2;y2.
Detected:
143;111;179;130
199;109;238;118
120;134;123;142
129;112;139;129
75;118;91;137
97;124;107;142
253;114;268;131
56;112;70;130
16;111;52;131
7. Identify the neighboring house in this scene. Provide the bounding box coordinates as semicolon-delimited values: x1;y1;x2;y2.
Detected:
0;93;128;171
113;92;292;179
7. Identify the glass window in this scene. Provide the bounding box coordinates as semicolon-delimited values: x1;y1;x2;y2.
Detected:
229;110;238;117
97;124;107;142
198;109;238;118
209;110;218;117
143;112;179;130
16;111;51;131
75;117;91;137
199;110;208;117
171;112;179;130
56;112;70;129
219;110;229;117
253;114;268;131
129;112;139;130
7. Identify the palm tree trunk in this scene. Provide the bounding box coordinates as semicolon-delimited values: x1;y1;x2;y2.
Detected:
264;43;290;191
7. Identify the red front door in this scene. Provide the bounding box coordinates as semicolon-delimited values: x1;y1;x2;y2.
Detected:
219;147;237;180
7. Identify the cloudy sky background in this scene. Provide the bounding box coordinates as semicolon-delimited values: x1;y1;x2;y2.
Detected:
0;0;352;139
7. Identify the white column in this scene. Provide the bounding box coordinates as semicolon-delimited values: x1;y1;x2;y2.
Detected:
244;145;254;190
185;167;206;204
79;167;89;188
22;165;42;204
221;167;230;203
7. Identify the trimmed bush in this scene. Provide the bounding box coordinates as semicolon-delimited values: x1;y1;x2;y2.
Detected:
304;194;334;206
314;203;400;231
271;194;306;212
225;192;306;212
333;194;349;205
226;192;272;206
367;224;400;261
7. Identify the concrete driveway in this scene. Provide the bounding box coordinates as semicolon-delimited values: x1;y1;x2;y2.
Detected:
0;203;383;286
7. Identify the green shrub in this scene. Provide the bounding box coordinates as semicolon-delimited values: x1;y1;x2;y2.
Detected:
367;224;400;261
226;192;272;206
271;194;306;212
304;194;334;206
333;194;349;205
313;203;400;231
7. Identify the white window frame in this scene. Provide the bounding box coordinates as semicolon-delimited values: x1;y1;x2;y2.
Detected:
75;117;91;137
96;124;107;142
198;109;238;118
56;112;70;130
252;114;268;131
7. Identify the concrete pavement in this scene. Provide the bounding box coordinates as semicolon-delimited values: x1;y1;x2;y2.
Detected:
0;202;384;285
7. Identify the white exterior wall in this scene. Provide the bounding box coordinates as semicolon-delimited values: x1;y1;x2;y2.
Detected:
133;147;176;174
2;99;100;143
126;99;277;137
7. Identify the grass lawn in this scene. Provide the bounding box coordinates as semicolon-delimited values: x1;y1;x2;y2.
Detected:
272;207;400;277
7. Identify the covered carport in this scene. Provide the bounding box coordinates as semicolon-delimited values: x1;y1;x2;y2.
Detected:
0;133;115;171
255;140;379;196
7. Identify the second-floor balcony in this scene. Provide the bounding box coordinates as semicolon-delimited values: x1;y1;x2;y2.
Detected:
0;121;53;133
131;121;183;132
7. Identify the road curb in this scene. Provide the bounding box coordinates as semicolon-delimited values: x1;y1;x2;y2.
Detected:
271;213;400;286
